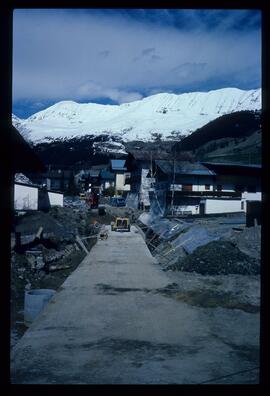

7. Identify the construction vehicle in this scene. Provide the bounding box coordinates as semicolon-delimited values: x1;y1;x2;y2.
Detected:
111;217;130;232
79;193;86;200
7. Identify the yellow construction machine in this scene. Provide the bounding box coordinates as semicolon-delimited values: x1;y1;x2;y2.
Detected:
111;217;130;232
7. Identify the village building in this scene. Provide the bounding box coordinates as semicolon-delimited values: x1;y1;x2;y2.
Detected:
74;163;115;195
26;168;75;193
201;162;261;212
110;159;131;195
149;160;261;217
125;152;157;210
100;169;115;192
11;126;64;211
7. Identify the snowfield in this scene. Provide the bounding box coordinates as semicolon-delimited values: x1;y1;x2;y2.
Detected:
13;87;261;143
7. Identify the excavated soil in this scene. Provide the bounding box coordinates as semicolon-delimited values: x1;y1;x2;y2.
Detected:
168;240;260;275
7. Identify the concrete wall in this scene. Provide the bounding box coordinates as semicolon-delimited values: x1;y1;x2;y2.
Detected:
48;191;64;207
14;183;63;211
14;184;39;210
205;199;243;214
115;174;125;191
242;192;262;201
115;173;131;191
240;193;261;212
123;184;131;191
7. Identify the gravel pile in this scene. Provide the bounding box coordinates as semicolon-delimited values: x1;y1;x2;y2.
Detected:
229;226;261;259
168;240;260;275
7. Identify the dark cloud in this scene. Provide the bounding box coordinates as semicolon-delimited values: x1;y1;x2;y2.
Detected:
114;9;261;32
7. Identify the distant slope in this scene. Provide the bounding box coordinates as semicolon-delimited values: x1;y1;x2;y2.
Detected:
173;110;261;164
32;135;127;170
174;110;261;151
195;129;261;164
13;87;261;143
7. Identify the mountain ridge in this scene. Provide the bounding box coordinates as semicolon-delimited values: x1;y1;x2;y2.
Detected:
13;87;261;143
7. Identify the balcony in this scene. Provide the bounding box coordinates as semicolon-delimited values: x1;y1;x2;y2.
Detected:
167;190;241;198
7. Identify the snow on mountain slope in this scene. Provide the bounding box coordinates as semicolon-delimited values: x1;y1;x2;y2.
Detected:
12;114;32;141
13;87;261;143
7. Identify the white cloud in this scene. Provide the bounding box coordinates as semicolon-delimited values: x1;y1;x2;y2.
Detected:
12;9;261;105
76;81;143;103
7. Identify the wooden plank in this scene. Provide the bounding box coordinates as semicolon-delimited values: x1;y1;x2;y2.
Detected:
80;235;98;240
36;226;43;239
75;235;89;254
49;264;71;272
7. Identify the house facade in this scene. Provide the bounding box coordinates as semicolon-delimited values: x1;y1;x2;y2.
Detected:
110;159;131;195
201;162;261;212
26;168;75;193
10;126;64;213
150;160;261;216
125;152;158;210
100;170;115;192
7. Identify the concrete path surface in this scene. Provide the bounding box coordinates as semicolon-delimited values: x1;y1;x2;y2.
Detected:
10;226;260;384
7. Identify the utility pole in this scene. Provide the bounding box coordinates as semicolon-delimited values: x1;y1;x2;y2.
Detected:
170;148;176;217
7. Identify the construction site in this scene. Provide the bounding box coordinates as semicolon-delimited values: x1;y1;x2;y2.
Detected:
10;197;261;384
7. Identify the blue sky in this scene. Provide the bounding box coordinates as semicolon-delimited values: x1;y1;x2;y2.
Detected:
13;8;261;118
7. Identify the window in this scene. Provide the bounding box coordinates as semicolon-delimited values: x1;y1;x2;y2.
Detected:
217;184;222;191
182;184;193;191
247;185;256;193
205;184;210;190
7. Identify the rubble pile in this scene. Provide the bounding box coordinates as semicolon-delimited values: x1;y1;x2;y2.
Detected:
229;225;261;259
137;212;260;276
168;240;260;275
11;204;103;348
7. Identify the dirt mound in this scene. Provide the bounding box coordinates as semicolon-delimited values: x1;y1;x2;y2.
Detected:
169;240;260;276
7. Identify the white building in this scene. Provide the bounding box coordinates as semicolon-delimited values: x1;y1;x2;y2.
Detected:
110;159;130;194
14;179;64;211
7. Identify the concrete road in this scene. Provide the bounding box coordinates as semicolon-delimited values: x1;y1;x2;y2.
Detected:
10;226;260;384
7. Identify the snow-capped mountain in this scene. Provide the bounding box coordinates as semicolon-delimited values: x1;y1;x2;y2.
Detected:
93;138;128;155
13;87;261;143
14;173;34;185
12;114;31;141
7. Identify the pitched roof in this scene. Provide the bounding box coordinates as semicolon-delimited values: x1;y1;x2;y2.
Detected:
202;162;261;176
91;163;110;170
110;159;127;171
155;160;216;176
